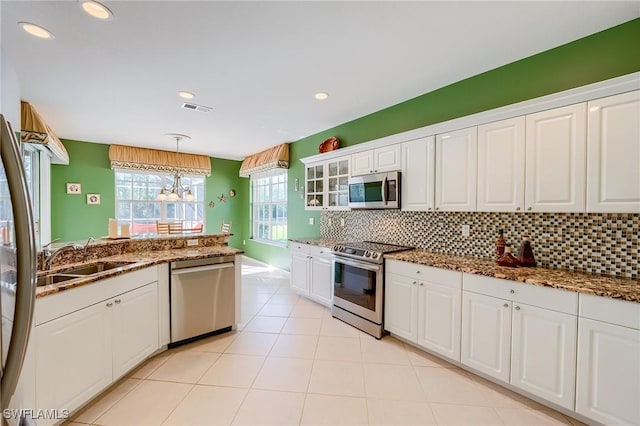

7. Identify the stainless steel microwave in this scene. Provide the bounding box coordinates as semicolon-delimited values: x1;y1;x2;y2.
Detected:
348;171;400;209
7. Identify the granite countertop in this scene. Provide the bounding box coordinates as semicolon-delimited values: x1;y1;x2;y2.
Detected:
36;245;243;298
385;249;639;303
288;238;343;248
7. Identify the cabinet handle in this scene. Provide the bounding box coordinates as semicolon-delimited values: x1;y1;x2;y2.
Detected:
515;306;521;310
412;281;417;285
369;170;373;173
527;207;532;211
419;282;424;286
115;299;122;304
503;303;509;308
416;270;421;274
428;207;432;211
516;207;521;211
435;207;440;210
510;289;515;294
106;302;113;307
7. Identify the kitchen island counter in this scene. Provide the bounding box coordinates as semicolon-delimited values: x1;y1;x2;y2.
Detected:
36;245;243;298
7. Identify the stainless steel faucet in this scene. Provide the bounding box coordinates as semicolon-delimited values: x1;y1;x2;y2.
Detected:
44;242;83;270
82;237;95;261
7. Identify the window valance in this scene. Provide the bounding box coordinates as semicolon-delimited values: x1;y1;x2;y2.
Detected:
239;143;289;177
20;101;70;164
109;144;211;176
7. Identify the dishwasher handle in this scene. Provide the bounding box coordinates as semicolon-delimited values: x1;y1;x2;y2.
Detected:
172;262;234;275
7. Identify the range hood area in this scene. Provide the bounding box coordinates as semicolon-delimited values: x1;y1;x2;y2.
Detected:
20;101;69;165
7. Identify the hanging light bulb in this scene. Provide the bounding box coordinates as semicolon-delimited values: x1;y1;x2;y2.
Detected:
157;133;196;202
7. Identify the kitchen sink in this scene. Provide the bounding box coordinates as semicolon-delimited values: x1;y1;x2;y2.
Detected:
37;274;79;287
60;261;136;276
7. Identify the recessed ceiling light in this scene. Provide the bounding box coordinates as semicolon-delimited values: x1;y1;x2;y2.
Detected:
80;0;113;20
314;92;330;100
18;22;54;40
179;91;195;100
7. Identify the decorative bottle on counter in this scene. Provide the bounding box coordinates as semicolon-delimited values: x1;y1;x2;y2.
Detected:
496;229;506;258
497;247;519;267
517;235;536;267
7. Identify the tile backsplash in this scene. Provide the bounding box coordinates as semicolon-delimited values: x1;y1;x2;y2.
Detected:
320;211;639;279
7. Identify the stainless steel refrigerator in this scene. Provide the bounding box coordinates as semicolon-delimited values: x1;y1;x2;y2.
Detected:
0;114;37;425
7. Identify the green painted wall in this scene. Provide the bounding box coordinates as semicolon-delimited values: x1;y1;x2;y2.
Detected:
51;139;247;250
244;18;640;268
51;140;115;241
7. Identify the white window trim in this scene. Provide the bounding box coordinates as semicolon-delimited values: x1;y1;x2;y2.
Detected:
250;169;287;246
114;168;205;231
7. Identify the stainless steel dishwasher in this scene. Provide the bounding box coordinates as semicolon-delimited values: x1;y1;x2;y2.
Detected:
170;255;235;346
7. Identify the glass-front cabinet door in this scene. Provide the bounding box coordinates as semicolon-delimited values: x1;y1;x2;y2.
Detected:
304;157;350;211
326;156;350;210
305;162;324;210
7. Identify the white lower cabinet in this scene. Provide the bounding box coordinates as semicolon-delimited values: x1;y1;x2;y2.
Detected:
310;250;332;306
290;244;310;294
417;281;461;360
385;260;461;361
112;283;159;379
35;300;112;415
510;302;577;410
33;267;160;423
461;291;512;382
384;273;418;342
576;294;640;425
290;243;333;307
461;273;578;410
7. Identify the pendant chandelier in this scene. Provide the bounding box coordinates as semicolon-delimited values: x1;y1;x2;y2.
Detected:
156;133;195;202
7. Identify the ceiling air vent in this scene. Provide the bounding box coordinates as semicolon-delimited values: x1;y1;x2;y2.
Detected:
181;102;212;113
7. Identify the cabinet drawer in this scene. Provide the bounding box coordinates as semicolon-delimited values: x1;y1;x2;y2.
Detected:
463;273;577;315
290;242;311;255
386;260;461;288
309;245;333;259
579;293;640;329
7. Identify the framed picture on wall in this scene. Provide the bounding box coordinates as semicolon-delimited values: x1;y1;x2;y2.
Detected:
87;193;101;205
66;183;81;194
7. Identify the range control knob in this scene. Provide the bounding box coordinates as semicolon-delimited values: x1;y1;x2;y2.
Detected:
371;252;380;259
364;251;371;258
333;245;344;252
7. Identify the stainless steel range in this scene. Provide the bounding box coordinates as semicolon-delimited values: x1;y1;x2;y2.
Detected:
331;241;413;338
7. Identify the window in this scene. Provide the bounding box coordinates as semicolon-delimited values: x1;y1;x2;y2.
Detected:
115;169;205;234
22;146;40;243
251;170;287;244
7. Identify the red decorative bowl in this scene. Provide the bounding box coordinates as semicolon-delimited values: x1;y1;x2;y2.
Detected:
319;136;340;153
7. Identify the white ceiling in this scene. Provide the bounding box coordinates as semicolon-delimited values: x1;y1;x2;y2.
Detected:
1;1;638;160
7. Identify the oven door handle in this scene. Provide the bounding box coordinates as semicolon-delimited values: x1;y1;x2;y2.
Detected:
333;257;382;272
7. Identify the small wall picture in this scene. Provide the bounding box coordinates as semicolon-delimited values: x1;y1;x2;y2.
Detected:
87;193;101;205
66;183;81;194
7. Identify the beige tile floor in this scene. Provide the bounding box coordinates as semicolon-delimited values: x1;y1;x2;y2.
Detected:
66;257;585;426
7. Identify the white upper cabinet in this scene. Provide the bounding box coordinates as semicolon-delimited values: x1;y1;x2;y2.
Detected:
587;90;640;213
325;156;350;210
351;145;401;176
525;103;587;212
477;117;526;212
305;162;325;210
401;136;435;211
435;127;477;211
304;156;350;211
